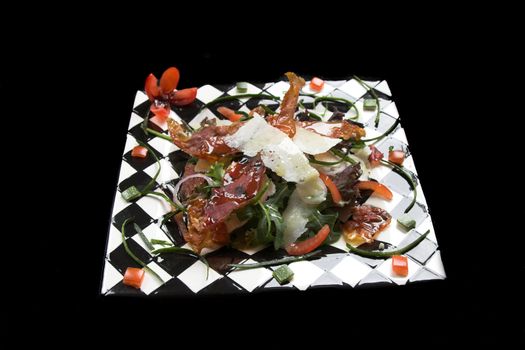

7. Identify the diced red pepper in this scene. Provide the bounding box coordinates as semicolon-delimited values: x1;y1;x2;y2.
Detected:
286;224;331;256
389;150;406;166
131;145;148;158
123;267;145;289
310;77;325;92
392;255;408;277
217;106;243;122
319;173;343;205
354;181;393;200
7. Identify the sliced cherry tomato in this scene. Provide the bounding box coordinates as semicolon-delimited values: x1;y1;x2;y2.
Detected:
368;145;384;167
319;173;343;205
354;180;393;200
286;224;331;256
392;255;408;277
170;87;198;106
150;115;168;130
123;267;145;289
217;106;243;122
131;145;148;158
150;101;170;120
310;77;325;92
145;73;160;101
159;67;180;95
389;150;405;166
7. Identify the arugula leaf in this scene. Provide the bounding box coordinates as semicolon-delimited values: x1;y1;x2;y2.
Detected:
206;162;225;187
236;205;258;221
304;210;341;244
233;179;292;249
256;203;274;244
268;204;285;249
266;181;294;209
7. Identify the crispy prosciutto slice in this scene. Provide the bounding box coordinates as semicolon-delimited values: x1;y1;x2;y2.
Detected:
167;119;241;160
203;156;266;226
179;198;230;253
343;205;392;247
178;163;206;203
266;72;305;137
298;120;365;141
180;155;266;252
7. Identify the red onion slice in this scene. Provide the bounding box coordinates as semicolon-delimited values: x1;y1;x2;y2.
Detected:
172;174;214;208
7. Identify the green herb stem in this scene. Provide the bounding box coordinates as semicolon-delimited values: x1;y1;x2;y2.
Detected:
134;223;155;251
136;139;161;194
380;159;417;213
150;239;173;246
259;201;272;239
152;246;210;279
145;191;186;212
121;218;163;282
260;105;277;116
201;94;280;110
347;230;430;259
361;117;401;143
160;210;179;226
308;147;351;166
314;96;359;120
353;75;381;127
146;128;173;141
251;180;270;204
331;148;357;165
227;250;322;270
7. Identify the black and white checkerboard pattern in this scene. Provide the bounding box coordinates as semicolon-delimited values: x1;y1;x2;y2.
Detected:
101;77;445;296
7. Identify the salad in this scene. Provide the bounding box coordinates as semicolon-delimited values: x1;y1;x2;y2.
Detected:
118;67;428;289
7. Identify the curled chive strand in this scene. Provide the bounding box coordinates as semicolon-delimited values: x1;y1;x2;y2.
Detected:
142;109;151;136
353;75;381;127
151;246;195;255
200;255;210;280
180;118;195;132
361;116;401;143
331;148;357;165
141;109;176;140
150;239;173;246
299;93;317;98
260;105;277;116
136;139;161;194
151;246;210;280
236;110;250;119
146;128;173;141
160;210;179;226
308;156;344;166
308;147;351;166
121;218;163;282
347;230;430;259
201;94;280;110
314;96;359;120
145;191;186;212
134;223;155;251
380;159;417;213
228;250;322;270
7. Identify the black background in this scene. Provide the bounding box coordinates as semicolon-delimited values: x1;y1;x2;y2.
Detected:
5;24;521;344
